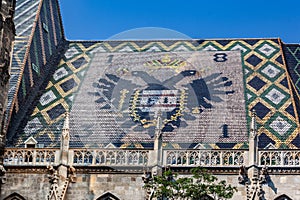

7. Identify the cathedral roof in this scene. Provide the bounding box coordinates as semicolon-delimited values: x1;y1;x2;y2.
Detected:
5;1;300;150
7;38;300;149
8;0;65;115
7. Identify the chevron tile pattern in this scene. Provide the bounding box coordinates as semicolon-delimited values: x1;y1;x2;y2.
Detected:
14;0;40;36
12;39;299;150
7;0;41;115
284;45;300;98
6;0;65;145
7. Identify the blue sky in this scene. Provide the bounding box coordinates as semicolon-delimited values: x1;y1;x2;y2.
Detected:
59;0;300;43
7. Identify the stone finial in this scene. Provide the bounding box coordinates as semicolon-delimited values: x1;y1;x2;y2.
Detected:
61;112;70;146
154;110;163;141
60;112;70;165
250;110;257;137
154;110;163;143
63;112;69;131
155;110;163;131
153;110;163;175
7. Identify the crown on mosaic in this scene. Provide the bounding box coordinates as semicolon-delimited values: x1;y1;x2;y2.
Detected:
144;54;186;69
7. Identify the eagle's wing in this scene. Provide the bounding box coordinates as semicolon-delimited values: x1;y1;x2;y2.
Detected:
89;73;139;111
184;73;234;113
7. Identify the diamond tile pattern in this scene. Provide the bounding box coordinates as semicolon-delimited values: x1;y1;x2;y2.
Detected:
246;54;263;67
6;0;65;145
60;78;77;93
248;76;267;91
230;44;248;53
265;88;286;105
71;57;88;69
269;116;292;136
64;46;81;59
258;133;276;149
53;67;69;81
284;44;300;99
39;90;57;106
258;43;277;57
46;104;66;120
9;38;300;149
252;102;271;119
285;103;296;118
261;64;281;78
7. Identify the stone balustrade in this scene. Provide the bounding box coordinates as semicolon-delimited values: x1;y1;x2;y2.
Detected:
3;148;300;168
71;149;149;166
3;148;149;167
3;148;58;166
259;150;300;166
164;150;246;167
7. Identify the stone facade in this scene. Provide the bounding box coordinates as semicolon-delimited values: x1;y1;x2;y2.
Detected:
1;170;145;200
2;172;50;199
0;0;300;200
2;168;300;199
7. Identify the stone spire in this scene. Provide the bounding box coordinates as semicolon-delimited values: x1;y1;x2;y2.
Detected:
250;110;257;138
246;110;266;200
48;112;76;200
249;110;258;166
63;112;69;130
150;111;163;176
60;112;70;165
154;110;163;150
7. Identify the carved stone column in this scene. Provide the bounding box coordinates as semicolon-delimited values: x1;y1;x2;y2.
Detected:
0;0;16;196
143;111;164;200
239;110;268;200
151;111;163;176
59;112;70;178
0;0;16;142
248;110;259;179
47;113;76;200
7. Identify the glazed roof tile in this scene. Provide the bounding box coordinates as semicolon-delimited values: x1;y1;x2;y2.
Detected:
8;39;300;149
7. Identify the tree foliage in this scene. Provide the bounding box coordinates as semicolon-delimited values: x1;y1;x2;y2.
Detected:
143;167;237;200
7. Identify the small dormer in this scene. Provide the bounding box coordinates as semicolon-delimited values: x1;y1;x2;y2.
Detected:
194;143;206;149
264;143;276;149
105;143;116;148
24;136;38;148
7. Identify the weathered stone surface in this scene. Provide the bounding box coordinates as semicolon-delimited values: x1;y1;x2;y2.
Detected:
2;170;300;200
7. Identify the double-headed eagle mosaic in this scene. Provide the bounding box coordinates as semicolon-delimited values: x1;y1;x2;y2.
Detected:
89;53;234;138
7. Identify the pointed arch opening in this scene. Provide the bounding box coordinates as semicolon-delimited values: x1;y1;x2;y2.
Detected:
200;195;214;200
96;192;120;200
3;192;26;200
274;194;293;200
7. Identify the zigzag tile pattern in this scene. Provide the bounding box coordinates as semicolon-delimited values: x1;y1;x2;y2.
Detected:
7;0;41;116
14;0;40;36
7;36;28;114
283;44;300;100
6;0;65;144
12;39;299;149
282;44;300;147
